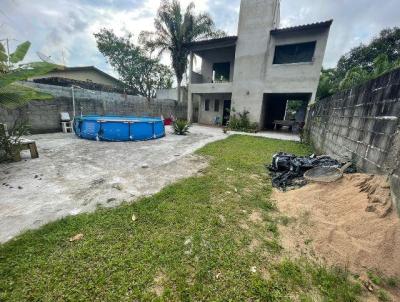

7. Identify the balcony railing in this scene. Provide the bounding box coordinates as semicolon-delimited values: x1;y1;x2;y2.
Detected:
190;72;232;84
213;79;230;83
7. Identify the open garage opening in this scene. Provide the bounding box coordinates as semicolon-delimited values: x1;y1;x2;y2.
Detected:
261;93;312;132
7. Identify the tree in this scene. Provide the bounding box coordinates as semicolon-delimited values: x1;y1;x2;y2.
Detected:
316;27;400;100
140;0;226;102
94;29;173;101
0;41;57;108
339;67;370;91
286;100;304;112
316;68;339;100
336;27;400;79
371;53;400;77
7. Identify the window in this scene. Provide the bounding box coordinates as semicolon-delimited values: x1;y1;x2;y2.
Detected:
212;62;230;82
214;99;220;112
273;41;316;64
205;99;210;111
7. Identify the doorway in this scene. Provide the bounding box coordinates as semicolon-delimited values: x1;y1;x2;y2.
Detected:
261;93;311;130
222;100;231;126
191;94;200;123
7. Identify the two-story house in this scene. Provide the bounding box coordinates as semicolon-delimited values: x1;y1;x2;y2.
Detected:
186;0;332;129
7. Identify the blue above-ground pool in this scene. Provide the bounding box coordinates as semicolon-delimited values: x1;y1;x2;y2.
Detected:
73;115;165;141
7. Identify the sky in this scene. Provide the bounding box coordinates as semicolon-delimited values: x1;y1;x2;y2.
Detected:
1;0;399;79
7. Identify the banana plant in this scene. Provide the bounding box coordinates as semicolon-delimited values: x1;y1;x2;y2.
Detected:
0;41;59;108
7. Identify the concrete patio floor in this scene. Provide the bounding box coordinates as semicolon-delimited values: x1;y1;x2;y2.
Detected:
0;125;299;242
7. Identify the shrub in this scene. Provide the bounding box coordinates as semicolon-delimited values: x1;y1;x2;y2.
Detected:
228;109;259;133
377;289;391;302
0;120;30;162
173;119;190;135
386;276;399;288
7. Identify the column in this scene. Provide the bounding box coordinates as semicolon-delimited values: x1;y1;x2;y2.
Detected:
187;51;194;122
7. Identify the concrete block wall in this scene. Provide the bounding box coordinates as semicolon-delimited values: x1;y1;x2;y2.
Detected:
0;82;187;133
306;68;400;214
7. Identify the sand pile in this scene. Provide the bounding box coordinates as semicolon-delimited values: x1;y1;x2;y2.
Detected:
273;173;400;277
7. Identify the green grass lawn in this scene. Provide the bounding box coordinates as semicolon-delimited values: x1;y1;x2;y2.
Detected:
0;135;362;301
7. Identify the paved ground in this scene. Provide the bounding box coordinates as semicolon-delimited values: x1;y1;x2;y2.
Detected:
231;129;300;142
0;125;298;242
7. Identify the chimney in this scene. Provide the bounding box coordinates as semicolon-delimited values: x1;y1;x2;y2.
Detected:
232;0;281;122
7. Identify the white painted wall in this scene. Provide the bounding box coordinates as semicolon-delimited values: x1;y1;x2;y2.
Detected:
156;87;187;101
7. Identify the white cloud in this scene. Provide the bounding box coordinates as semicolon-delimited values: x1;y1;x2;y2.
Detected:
1;0;399;75
279;0;400;67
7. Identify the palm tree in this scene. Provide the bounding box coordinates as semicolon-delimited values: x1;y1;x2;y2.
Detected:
140;0;225;103
0;41;57;108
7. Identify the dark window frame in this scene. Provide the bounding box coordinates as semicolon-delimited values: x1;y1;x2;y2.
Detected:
205;99;210;111
273;41;317;65
214;99;220;112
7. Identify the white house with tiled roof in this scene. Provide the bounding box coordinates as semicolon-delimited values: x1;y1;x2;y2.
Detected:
186;0;332;129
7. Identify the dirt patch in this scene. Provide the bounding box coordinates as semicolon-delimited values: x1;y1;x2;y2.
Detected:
273;173;400;278
151;271;166;297
239;222;250;230
249;238;261;252
249;211;263;224
358;175;393;217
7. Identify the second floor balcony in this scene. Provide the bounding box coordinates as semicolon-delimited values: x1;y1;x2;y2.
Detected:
186;36;237;93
